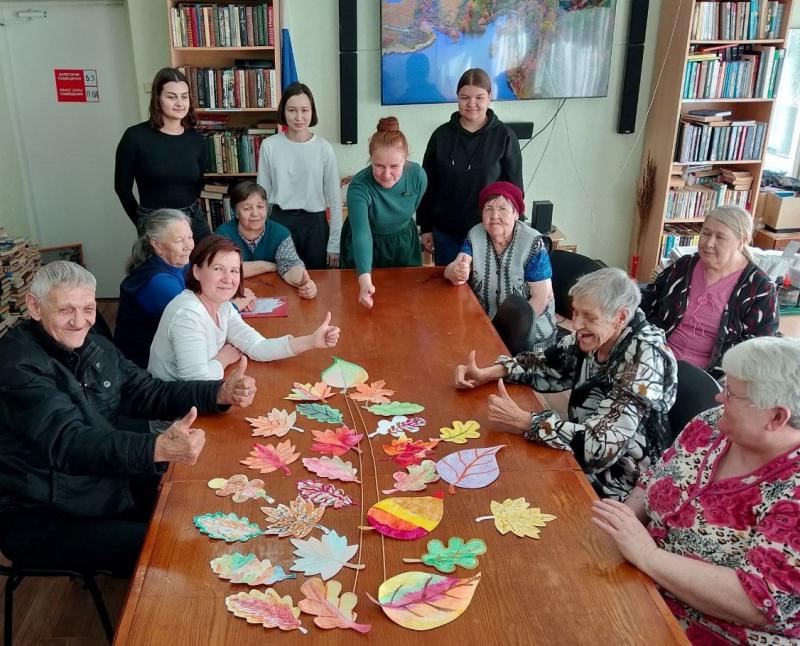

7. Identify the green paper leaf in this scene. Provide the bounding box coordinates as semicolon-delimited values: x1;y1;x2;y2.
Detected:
296;403;344;424
366;401;425;416
420;537;487;573
321;357;369;389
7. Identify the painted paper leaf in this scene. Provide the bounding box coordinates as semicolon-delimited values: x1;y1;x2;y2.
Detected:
366;401;425;416
245;408;303;437
369;415;426;438
348;379;395;404
225;588;307;633
194;512;262;543
382;460;440;494
367;493;443;540
208;474;273;503
290;530;360;580
382;433;440;467
302;456;360;483
436;445;505;494
438;420;481;444
321;357;369;389
210;552;296;586
368;571;481;631
298;578;371;633
241;440;300;476
417;538;487;573
309;426;363;456
296;403;344;424
297;480;356;509
261;495;325;539
483;498;557;539
285;381;334;402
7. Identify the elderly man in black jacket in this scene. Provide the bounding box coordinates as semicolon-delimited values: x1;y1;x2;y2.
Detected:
0;261;257;575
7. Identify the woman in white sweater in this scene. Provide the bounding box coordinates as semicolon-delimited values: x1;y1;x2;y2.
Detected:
149;235;339;381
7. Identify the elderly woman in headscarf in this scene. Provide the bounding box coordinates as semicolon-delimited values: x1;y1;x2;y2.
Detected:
444;181;556;351
641;205;778;379
593;337;800;643
455;267;677;500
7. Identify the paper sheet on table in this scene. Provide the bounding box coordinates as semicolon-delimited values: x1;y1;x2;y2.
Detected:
241;297;288;318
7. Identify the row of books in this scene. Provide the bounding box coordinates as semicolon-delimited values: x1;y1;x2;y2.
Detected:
0;233;40;339
660;226;702;259
676;116;767;163
199;184;234;231
170;3;274;48
203;130;274;174
666;185;750;220
691;0;785;40
180;65;278;109
683;45;785;98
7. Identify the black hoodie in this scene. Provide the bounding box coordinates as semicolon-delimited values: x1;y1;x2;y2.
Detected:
417;109;523;237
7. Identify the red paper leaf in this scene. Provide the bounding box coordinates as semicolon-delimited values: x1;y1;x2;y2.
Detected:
310;426;363;456
297;480;357;509
241;440;300;476
382;433;440;467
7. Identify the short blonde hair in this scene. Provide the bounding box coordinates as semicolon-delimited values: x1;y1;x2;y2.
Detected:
705;205;754;261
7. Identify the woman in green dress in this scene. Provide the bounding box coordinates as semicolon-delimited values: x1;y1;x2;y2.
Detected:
341;117;427;308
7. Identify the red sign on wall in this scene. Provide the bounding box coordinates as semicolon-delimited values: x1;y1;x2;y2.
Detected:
54;69;99;103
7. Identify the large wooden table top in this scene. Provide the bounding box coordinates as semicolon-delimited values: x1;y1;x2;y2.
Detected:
114;267;686;645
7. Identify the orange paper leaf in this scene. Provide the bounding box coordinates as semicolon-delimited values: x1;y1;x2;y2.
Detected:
310;426;363;456
245;408;303;437
241;440;300;476
348;379;395;404
285;381;334;402
225;588;306;633
298;578;371;633
382;433;440;467
261;495;326;539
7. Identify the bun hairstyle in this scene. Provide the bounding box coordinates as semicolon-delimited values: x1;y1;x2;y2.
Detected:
457;68;492;94
369;116;408;158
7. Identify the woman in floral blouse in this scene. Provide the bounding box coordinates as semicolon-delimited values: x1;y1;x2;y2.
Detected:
593;336;800;644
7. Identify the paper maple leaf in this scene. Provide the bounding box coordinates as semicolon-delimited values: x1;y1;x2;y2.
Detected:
290;530;362;580
479;498;557;539
302;456;360;483
297;480;356;509
285;381;334;402
348;379;395;404
245;408;303;437
382;460;440;494
225;588;306;633
439;420;481;444
261;495;326;539
309;426;363;456
298;578;371;633
382;433;440;467
241;440;300;476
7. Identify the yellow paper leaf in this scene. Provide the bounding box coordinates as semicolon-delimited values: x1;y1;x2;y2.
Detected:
438;420;481;444
487;498;556;539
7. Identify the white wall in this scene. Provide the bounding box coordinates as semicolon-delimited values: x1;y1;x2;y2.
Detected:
0;49;31;238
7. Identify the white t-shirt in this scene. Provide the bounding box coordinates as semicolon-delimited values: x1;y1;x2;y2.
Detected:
148;289;294;381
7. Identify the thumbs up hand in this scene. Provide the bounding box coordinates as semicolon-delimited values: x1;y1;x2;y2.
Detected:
153;406;207;464
311;311;340;349
297;271;317;300
446;253;472;285
487;379;530;433
454;350;506;389
217;356;257;408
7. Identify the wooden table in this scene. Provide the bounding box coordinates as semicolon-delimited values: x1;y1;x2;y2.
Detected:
115;268;686;645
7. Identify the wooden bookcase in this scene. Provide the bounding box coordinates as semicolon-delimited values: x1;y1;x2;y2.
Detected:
633;0;794;281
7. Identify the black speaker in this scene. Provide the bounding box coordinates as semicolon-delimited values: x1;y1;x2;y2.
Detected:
506;121;534;140
617;0;649;134
531;200;553;233
339;0;357;52
340;52;358;145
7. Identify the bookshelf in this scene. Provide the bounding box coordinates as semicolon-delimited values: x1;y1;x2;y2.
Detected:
167;0;282;228
633;0;794;281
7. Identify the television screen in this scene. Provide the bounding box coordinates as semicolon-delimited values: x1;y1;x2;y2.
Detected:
381;0;617;105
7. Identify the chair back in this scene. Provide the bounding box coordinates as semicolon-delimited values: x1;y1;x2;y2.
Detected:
491;294;534;356
549;250;603;318
668;360;721;440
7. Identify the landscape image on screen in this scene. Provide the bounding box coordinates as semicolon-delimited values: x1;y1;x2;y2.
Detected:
381;0;617;105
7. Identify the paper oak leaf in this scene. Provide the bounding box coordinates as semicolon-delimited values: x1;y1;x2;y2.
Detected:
366;401;425;416
296;480;356;509
290;530;364;580
225;588;307;633
309;426;363;456
302;456;360;483
366;494;444;540
382;433;439;467
284;381;334;402
382;460;440;494
368;571;481;631
194;512;262;543
210;553;296;586
245;408;303;437
298;578;371;633
296;403;344;424
476;498;557;539
436;445;505;494
261;495;326;538
241;440;300;476
348;379;395;404
369;415;426;438
321;357;369;389
403;538;487;573
438;420;481;444
208;474;274;503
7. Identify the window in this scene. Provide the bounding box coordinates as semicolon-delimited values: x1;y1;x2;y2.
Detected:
766;29;800;176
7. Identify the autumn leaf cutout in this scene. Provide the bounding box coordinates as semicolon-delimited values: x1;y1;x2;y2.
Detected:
225;588;307;633
403;537;486;573
348;379;395;404
309;426;363;456
284;381;334;402
436;445;505;494
211;553;296;586
369;415;426;438
298;578;371;633
296;403;344;424
194;512;262;543
290;530;364;580
382;460;440;494
439;420;481;444
261;495;326;538
382;433;440;467
245;408;304;437
476;498;557;539
241;440;300;476
320;357;369;389
208;474;274;503
302;456;360;483
296;480;356;509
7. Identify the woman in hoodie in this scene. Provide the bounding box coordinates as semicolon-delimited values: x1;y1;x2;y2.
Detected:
418;68;523;266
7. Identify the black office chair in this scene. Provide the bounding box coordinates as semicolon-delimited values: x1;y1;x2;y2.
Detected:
667;360;721;441
549;250;604;336
491;294;534;356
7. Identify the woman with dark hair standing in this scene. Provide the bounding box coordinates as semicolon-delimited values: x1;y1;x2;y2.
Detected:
418;68;523;266
114;67;210;240
256;82;342;270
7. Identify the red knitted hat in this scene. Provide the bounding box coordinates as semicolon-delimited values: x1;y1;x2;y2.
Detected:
478;181;525;217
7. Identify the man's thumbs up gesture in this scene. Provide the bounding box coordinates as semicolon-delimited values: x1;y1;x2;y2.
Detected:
153;406;206;464
217;356;257;408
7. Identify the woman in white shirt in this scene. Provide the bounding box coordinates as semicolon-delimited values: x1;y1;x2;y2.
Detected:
149;235;339;381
